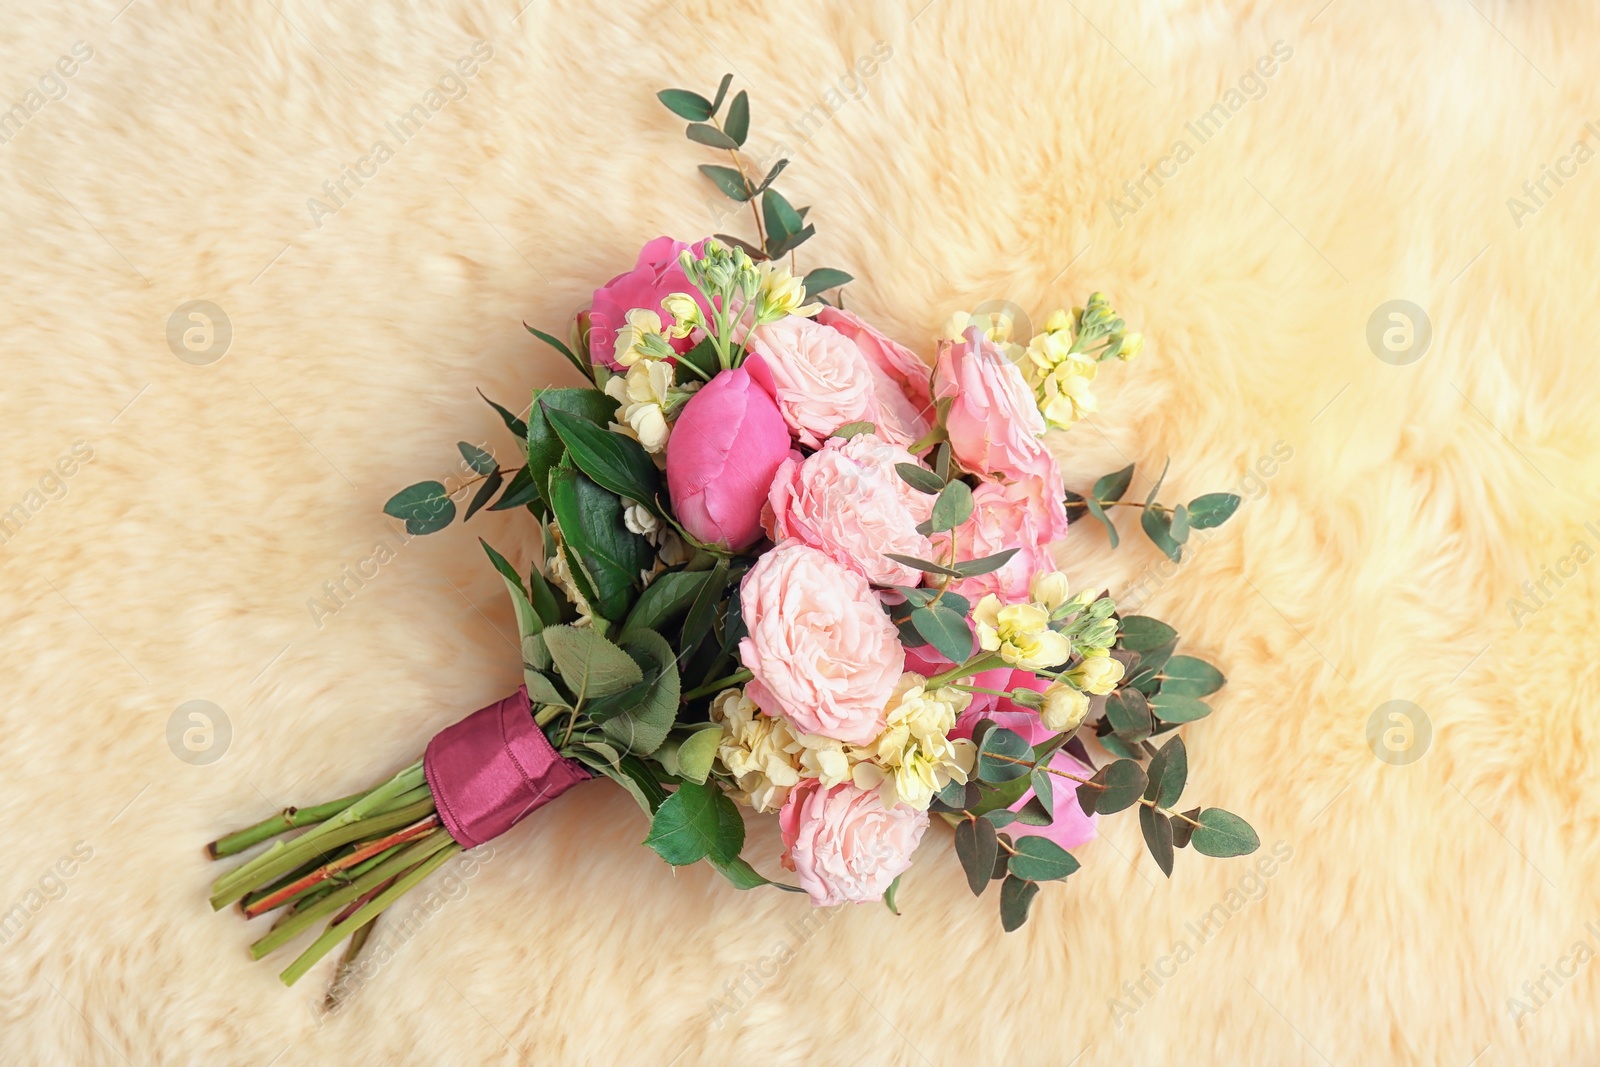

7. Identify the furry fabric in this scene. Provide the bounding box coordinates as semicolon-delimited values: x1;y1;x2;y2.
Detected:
3;0;1597;1062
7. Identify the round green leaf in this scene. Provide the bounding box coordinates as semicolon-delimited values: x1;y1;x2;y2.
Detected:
1007;836;1081;882
383;481;455;535
1161;655;1226;697
1188;808;1260;858
1118;615;1178;652
977;727;1034;783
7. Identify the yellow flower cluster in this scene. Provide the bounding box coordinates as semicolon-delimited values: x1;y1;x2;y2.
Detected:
973;592;1073;671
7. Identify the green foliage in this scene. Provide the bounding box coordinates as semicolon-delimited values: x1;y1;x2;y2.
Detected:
644;780;744;866
1144;736;1188;808
543;625;642;700
674;727;721;785
954;816;997;896
544;465;653;623
545;406;662;512
383;481;454;535
1118;615;1178;652
1139;805;1175;876
976;727;1033;783
999;875;1039;932
1007;836;1081;882
598;629;681;756
1160;655;1226;697
1188;808;1260;857
910;601;973;662
526;389;617;502
895;462;945;495
803;268;852;295
930;480;973;532
524;322;593;383
1185;492;1241;529
624;570;711;632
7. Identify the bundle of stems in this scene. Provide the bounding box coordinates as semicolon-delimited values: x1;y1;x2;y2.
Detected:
205;760;458;987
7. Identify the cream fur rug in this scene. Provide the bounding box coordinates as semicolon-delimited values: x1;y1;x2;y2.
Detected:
3;1;1597;1063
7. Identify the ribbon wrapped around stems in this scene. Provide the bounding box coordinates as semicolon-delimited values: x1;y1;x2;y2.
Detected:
424;686;592;849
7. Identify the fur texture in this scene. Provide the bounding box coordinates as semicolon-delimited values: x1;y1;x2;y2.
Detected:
2;1;1597;1062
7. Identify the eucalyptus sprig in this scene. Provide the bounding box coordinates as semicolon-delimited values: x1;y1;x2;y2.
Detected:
1064;459;1242;561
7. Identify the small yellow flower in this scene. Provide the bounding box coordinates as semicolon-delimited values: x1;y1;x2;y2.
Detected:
613;309;676;367
1029;570;1072;613
1038;358;1098;428
604;358;676;452
1039;682;1091;733
711;688;802;813
1068;652;1125;695
755;262;820;323
852;673;975;811
1117;331;1143;361
660;292;703;338
973;595;1073;671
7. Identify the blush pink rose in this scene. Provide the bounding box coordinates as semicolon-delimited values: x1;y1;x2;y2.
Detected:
764;433;935;587
739;541;904;745
943;474;1069;602
779;779;928;906
589;236;712;370
749;316;925;449
934;326;1054;482
815;308;934;444
665;356;792;550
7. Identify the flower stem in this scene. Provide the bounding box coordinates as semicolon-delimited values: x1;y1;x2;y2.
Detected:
241;815;440;918
681;669;752;702
925;653;1006;690
206;787;376;859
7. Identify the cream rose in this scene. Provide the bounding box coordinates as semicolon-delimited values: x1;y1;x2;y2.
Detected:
764;433;935;587
778;779;928;907
739;541;904;745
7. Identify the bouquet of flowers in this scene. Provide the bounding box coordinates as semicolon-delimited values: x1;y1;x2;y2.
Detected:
206;76;1258;990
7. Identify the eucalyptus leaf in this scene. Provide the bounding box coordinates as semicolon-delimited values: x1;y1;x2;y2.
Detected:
1188;808;1260;858
895;462;945;495
723;90;749;145
1161;655;1226;697
1144;735;1188;808
698;163;751;201
930;480;974;532
1083;759;1147;815
955;817;998;896
1186;492;1241;529
954;548;1019;578
657;88;714;121
1118;615;1178;653
911;602;973;663
686;122;739;150
464;468;502;521
999;876;1039;932
977;727;1034;784
458;442;496;476
1140;805;1176;876
1151;693;1213;723
1007;836;1081;882
803;268;853;294
383;481;455;535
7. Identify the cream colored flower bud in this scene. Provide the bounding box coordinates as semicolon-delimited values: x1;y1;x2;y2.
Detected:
1039;682;1091;733
1118;332;1143;361
661;292;703;337
1030;570;1072;612
1068;652;1125;695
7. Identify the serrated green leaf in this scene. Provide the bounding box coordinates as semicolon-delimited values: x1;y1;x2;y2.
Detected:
698;163;752;201
1118;615;1178;653
977;727;1033;784
523;670;566;708
999;875;1039;932
545;405;662;512
600;628;680;756
723;90;749;145
383;481;455;535
1151;692;1213;723
526;563;565;627
675;726;722;785
657;88;714;121
1188;808;1260;857
680;559;730;658
1008;836;1081;882
955;817;998;896
526;388;617;503
644;780;723;866
543;625;641;701
544;464;652;623
625;570;711;633
911;602;973;663
1140;804;1175;876
1161;655;1226;697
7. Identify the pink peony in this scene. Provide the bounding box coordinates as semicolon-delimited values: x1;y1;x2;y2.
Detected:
779;779;928;906
764;433;935;587
739;541;904;745
934;326;1054;482
749;316;925;449
588;236;712;370
815;308;934;445
943;474;1069;602
665;357;792;550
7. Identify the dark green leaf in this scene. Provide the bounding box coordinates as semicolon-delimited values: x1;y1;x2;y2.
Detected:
954;817;998;896
710;74;733;113
1169;503;1190;543
464;468;503;521
698;163;752;201
977;727;1033;784
1144;457;1170;505
545;405;662;511
1161;655;1226;697
999;876;1039;932
657;88;714;121
1144;735;1188;808
525;323;592;382
1142;506;1182;563
930;480;974;532
644;780;722;865
1171;807;1201;849
1030;768;1056;819
488;465;541;512
1085;759;1147;815
526;563;565;627
755;158;787;193
1189;808;1260;858
383;481;455;535
769;223;816;260
526;388;617;502
1104;688;1153;742
895;462;945;495
888;553;964;579
1140;805;1175;876
543;625;641;700
723;90;749;146
625;570;711;632
680;560;731;658
709;855;794;892
544;465;652;623
933;443;951;482
478;389;527;440
803;268;853;294
1186;492;1241;529
1097;730;1142;762
911;602;973;663
762;188;804;243
458;441;496;476
601;628;681;756
1093;463;1136;504
1118;615;1178;653
1008;836;1081;882
983;809;1017;827
1083;495;1118;547
677;335;721;381
953;548;1019;578
1063;490;1089;525
687;122;739;150
1151;693;1213;723
967;773;1031;817
1013;796;1053;826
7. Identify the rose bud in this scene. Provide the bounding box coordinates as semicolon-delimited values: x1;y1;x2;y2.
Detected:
665;355;792;550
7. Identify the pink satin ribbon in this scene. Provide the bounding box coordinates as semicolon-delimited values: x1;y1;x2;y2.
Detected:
423;687;591;848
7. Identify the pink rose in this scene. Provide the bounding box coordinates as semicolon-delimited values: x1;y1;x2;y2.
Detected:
934;327;1054;481
779;779;928;906
739;541;904;745
749;316;925;449
764;433;935;587
666;356;792;550
944;474;1069;602
589;236;712;370
815;308;934;444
